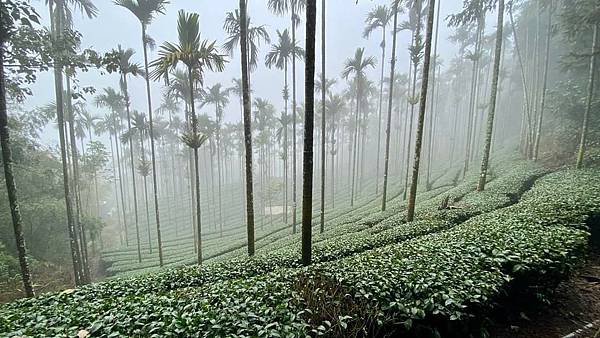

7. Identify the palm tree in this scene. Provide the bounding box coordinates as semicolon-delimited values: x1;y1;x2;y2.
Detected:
78;108;102;219
301;0;316;266
364;4;392;195
95;112;124;245
576;24;598;168
201;83;230;236
403;0;425;200
47;0;98;286
453;2;487;171
276;111;292;223
382;0;401;211
223;9;270;72
265;28;304;233
151;10;226;264
95;88;129;245
158;91;181;231
315;76;336;96
341;47;376;207
406;0;436;222
229;76;251;216
168;70;197;212
532;1;553;162
477;0;505;191
65;85;91;283
318;0;326;234
196;114;217;233
0;11;34;295
60;0;98;285
115;0;168;267
268;0;306;234
253;97;276;228
325;94;345;208
121;111;154;256
230;78;244;119
239;0;256;256
224;4;266;237
165;70;200;237
114;45;143;263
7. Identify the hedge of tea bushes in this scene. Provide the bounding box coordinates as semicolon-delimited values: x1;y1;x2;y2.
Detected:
3;167;596;337
101;174;387;276
0;161;550;337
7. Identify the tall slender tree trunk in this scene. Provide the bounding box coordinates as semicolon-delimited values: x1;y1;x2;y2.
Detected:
463;19;483;177
113;116;128;246
168;110;179;236
350;80;360;206
477;0;505;191
347;108;353;189
576;23;598;169
240;0;254;256
50;2;82;285
403;4;423;200
509;5;533;158
449;96;460;165
283;64;289;224
209;143;216;228
122;75;142;263
187;112;197;253
302;0;316;267
319;0;326;234
109;136;124;246
528;1;542;159
141;25;163;267
139;137;152;255
240;0;255;256
0;45;34;297
291;4;299;234
400;51;413;181
330;109;336;208
375;22;387;195
406;0;436;222
66;77;90;283
382;0;399;211
425;3;441;190
403;75;417;199
187;67;204;264
216;106;224;237
358;107;367;193
533;3;552;162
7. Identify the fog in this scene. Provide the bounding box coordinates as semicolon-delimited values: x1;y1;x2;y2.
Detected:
2;2;599;332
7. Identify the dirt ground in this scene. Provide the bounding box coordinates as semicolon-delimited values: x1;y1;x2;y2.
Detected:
490;250;600;338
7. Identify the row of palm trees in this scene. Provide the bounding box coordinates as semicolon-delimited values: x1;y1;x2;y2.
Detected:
60;0;503;270
9;0;590;296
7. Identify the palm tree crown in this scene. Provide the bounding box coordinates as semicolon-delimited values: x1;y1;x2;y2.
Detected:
202;83;230;122
223;10;270;71
95;87;125;115
151;10;226;84
267;0;307;21
115;46;143;77
342;47;376;81
316;75;336;95
265;29;304;70
114;0;168;26
363;5;392;39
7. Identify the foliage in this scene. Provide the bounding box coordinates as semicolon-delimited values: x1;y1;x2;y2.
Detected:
80;141;109;177
150;10;226;84
0;114;72;266
2;165;598;336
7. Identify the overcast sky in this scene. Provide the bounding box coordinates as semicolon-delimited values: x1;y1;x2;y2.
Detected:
25;0;469;145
